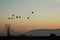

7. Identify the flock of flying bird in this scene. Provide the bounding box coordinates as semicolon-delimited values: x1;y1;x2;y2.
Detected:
8;11;34;20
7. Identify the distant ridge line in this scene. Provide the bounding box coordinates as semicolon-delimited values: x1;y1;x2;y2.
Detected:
28;29;60;32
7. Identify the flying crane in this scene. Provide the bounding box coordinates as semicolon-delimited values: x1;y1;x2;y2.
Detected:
27;17;30;19
32;11;34;14
16;16;18;19
11;17;13;19
19;16;21;18
8;17;10;20
12;14;14;16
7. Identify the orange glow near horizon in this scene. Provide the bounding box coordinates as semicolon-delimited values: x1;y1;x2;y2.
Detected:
0;17;60;32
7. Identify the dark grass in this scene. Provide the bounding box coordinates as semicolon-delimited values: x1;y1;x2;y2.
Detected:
0;34;60;40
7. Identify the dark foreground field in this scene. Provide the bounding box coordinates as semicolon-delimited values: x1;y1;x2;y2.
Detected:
0;36;60;40
0;34;60;40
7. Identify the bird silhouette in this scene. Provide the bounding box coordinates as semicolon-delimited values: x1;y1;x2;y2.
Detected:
16;16;18;18
12;14;14;16
19;16;21;18
11;17;13;19
32;11;34;14
8;17;10;20
27;17;30;19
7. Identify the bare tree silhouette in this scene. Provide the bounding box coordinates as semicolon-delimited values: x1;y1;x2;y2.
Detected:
5;24;13;37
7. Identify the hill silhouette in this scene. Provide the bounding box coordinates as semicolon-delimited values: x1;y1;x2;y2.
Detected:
0;29;60;40
24;29;60;36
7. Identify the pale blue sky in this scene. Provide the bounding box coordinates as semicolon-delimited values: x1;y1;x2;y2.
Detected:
0;0;60;9
0;0;60;18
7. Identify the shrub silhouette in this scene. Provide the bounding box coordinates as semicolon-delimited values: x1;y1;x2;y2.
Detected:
50;33;56;37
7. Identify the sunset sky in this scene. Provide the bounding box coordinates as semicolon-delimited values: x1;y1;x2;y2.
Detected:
0;0;60;32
